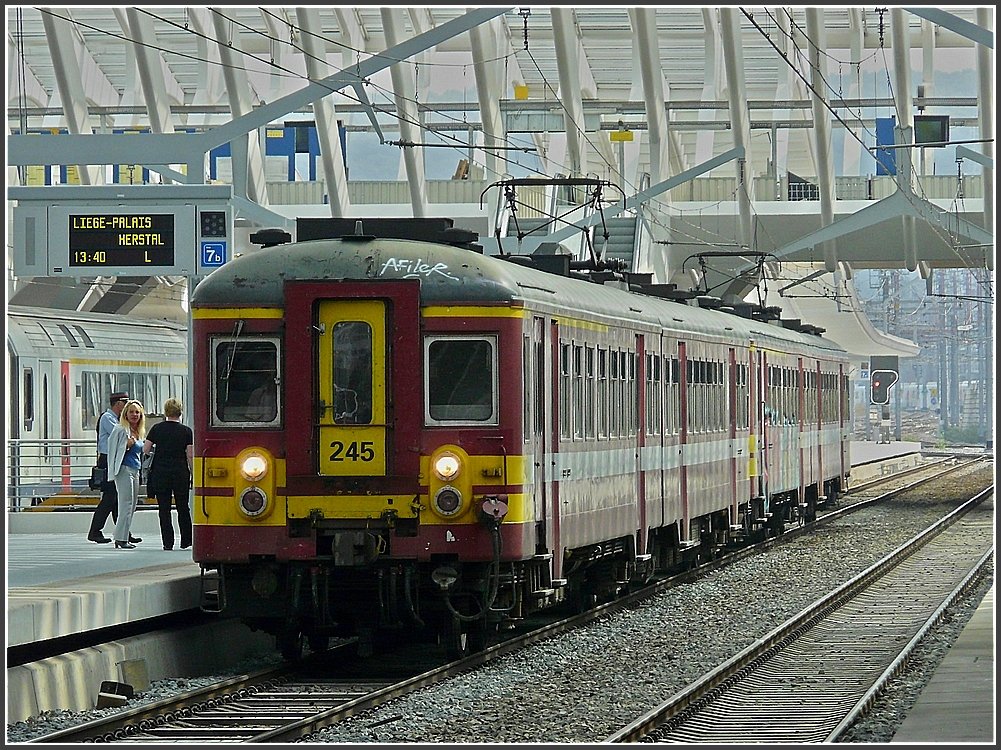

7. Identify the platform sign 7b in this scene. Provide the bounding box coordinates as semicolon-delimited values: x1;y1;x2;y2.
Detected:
201;241;227;268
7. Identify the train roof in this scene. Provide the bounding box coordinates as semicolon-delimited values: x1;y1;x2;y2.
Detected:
191;236;847;358
6;304;188;361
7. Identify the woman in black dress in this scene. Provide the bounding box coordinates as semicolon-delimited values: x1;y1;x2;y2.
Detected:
143;398;194;550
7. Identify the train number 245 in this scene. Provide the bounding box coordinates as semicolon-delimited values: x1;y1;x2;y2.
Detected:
328;440;376;462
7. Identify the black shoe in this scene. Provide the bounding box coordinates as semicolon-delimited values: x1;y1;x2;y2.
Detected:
129;535;142;543
88;533;111;544
180;543;191;550
114;541;136;549
163;546;173;551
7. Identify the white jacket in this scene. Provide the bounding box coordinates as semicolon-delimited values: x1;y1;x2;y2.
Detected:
106;424;135;478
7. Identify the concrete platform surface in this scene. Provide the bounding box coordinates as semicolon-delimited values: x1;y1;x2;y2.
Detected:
891;584;995;743
6;509;275;724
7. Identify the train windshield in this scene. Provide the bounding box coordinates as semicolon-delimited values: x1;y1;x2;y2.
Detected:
211;338;280;425
425;336;497;424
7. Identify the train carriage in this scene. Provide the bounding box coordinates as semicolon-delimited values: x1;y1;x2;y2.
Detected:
6;305;188;508
190;221;852;658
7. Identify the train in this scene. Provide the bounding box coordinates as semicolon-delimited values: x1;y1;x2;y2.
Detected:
6;304;188;508
189;218;853;659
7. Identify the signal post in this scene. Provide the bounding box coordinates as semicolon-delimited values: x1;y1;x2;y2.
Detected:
868;356;900;443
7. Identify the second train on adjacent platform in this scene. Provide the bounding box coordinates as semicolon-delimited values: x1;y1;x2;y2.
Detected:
6;304;188;508
190;220;853;658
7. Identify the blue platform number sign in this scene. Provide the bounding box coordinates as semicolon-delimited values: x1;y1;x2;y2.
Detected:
201;241;227;267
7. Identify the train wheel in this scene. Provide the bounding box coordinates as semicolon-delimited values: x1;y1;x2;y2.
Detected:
569;579;598;613
278;627;304;661
804;499;817;523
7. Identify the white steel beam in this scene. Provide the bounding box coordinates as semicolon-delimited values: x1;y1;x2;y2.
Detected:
891;8;918;271
975;7;994;268
805;8;837;272
408;7;433;90
630;8;669;187
718;9;753;250
695;9;724;166
40;8;101;184
7;35;49;108
842;9;866;176
261;8;297;103
500;18;551;173
124;9;175;136
111;8;141;128
469;15;506;191
184;8;227;131
333;8;368;61
905;7;994;48
551;8;586;176
380;7;428;217
210;7;269;205
296;6;352;216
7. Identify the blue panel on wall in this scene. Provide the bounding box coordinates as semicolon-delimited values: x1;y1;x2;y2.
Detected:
875;116;896;176
209;142;231;181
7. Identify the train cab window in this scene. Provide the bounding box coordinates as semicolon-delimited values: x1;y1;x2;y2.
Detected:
425;336;497;425
212;338;280;426
331;321;373;424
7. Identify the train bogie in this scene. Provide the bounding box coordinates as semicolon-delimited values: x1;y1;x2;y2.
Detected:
190;221;852;657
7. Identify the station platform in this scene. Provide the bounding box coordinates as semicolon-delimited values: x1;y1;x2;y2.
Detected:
6;508;273;723
892;584;995;743
6;508;199;645
849;440;924;484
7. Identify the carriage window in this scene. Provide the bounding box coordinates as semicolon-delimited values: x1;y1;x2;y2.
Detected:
426;336;496;424
212;338;280;425
332;321;373;424
23;368;34;430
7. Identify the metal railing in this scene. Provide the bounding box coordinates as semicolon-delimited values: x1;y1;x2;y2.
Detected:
7;438;99;511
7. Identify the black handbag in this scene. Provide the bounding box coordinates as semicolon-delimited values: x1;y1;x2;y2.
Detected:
89;465;107;490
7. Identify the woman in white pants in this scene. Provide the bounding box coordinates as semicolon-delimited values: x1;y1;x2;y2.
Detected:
107;399;147;549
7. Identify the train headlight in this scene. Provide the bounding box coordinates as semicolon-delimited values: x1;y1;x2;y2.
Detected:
239;487;269;517
433;486;463;517
240;453;269;482
433;451;461;481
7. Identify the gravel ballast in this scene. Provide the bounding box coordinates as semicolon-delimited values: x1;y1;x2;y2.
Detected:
6;464;993;744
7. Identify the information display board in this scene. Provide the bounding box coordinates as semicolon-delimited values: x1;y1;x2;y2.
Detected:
10;185;233;278
49;204;193;275
67;212;176;269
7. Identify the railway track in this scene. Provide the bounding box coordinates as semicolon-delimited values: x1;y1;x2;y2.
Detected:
606;486;994;743
28;454;991;743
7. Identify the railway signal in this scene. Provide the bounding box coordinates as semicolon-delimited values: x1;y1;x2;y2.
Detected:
870;369;899;405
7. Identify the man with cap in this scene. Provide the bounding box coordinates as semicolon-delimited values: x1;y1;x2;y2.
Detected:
88;391;142;544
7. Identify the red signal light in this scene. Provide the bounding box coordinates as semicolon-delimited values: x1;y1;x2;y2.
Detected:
869;369;898;404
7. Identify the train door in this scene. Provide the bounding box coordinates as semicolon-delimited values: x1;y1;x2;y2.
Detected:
315;299;389;477
40;368;52;490
530;316;548;551
728;347;737;527
677;341;689;541
635;334;647;555
282;280;421;483
757;349;769;509
60;365;72;488
797;357;806;505
549;319;563;580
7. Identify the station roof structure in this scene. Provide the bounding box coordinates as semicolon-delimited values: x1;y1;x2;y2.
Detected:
5;6;995;359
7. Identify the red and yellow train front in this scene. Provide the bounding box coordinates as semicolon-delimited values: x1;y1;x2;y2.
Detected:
191;279;531;637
